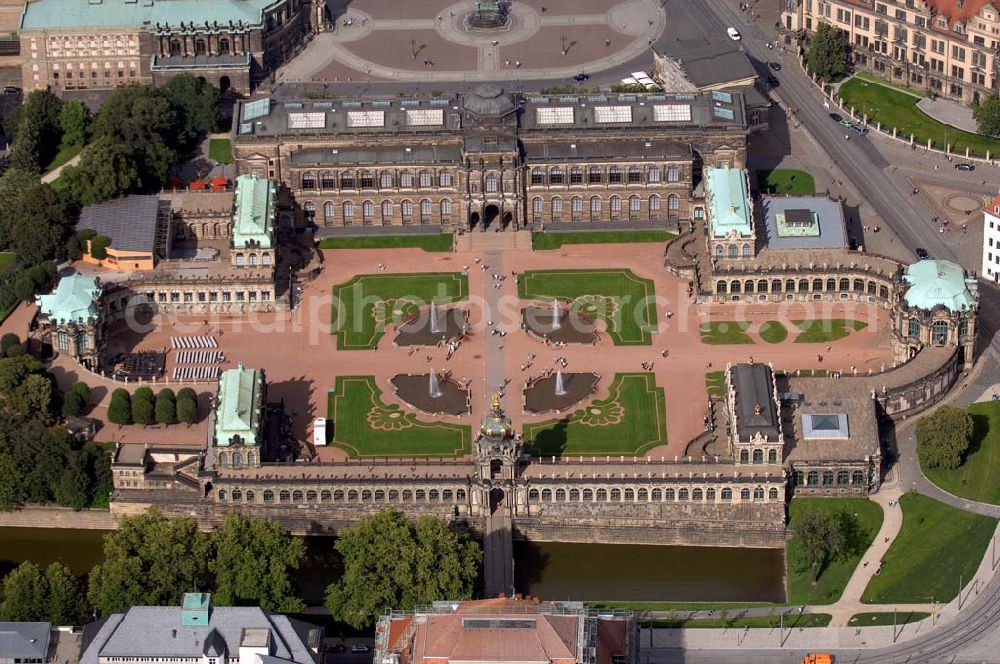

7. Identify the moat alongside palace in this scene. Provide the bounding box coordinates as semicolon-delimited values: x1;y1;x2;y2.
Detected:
0;527;785;603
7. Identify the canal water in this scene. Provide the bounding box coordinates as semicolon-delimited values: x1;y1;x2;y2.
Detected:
0;528;785;603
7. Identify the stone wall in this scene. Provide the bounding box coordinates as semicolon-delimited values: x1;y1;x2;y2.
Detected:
0;506;117;530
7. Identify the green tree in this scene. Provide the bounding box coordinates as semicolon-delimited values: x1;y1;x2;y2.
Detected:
0;452;24;510
131;386;154;426
8;90;63;174
974;96;1000;138
177;396;198;426
71;381;92;407
805;22;850;82
163;74;221;143
325;510;480;629
88;508;212;615
155;388;176;426
89;235;112;260
917;406;974;470
0;168;41;249
53;452;92;509
9;183;69;265
59;99;91;148
212;512;305;612
1;333;20;356
62;390;85;417
0;561;47;621
13;373;53;419
65;137;143;206
176;387;196;401
793;505;847;584
92;85;180;188
108;388;131;427
45;562;88;626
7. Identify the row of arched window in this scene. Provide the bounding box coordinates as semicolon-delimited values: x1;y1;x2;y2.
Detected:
301;170;454;191
528;165;685;186
738;448;780;464
216;487;468;503
526;486;781;503
216;451;256;468
304;199;454;222
792;470;866;486
530;194;680;219
907;318;966;345
717;276;891;300
233;252;271;267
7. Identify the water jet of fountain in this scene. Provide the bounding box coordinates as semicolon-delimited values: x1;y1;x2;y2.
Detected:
429;369;443;398
552;299;562;331
430;303;443;334
555;368;567;396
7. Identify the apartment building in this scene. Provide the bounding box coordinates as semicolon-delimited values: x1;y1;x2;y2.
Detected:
782;0;1000;104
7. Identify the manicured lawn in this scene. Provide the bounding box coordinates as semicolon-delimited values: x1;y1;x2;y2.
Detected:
209;138;234;164
705;371;725;398
786;497;884;605
326;375;471;457
518;269;657;345
922;400;1000;505
532;230;676;250
756;169;816;195
331;272;468;350
848;611;930;627
0;252;15;272
758;321;788;344
838;78;1000;158
852;71;929;98
642;614;831;629
523;373;667;456
700;321;753;345
587;601;771;612
317;234;453;252
792;319;867;344
43;144;82;174
862;493;997;604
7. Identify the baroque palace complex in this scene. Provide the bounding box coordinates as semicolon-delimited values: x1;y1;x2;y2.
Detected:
25;81;980;595
781;0;1000;104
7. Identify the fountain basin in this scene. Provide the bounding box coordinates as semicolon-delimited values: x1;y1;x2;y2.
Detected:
392;373;470;416
521;305;599;345
395;306;469;347
523;372;599;415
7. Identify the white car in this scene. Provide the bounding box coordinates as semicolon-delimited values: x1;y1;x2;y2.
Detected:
727;27;742;41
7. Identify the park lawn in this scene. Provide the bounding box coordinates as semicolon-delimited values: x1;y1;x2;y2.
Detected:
43;144;83;174
587;601;772;612
642;614;831;629
838;78;1000;158
852;71;929;98
518;269;657;345
532;230;676;250
861;493;997;604
331;272;468;350
0;252;16;272
786;497;884;605
922;400;1000;505
524;373;667;456
209;138;234;164
793;319;867;343
705;371;725;398
317;234;453;252
848;611;930;627
326;376;471;457
700;321;753;345
756;169;816;195
758;321;788;344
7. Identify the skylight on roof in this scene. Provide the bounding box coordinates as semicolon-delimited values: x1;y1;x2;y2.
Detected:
653;104;691;122
406;108;444;126
536;107;574;125
713;107;735;120
346;110;385;127
712;90;734;103
593;105;632;123
287;112;326;129
243;98;270;121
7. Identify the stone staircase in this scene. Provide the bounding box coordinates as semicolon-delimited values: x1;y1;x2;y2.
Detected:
455;230;531;253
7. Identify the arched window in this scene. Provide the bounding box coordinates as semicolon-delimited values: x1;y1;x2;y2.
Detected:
279;490;290;503
324;201;335;220
582;488;594;501
556;489;566;501
908;318;920;338
532;197;544;216
932;320;949;345
218;490;227;501
768;449;777;464
421;199;433;218
852;471;865;485
218;452;228;467
570;489;580;501
334;490;344;501
651;488;662;501
379;171;393;188
772;279;783;293
303;201;315;219
628;166;642;183
648;165;661;182
419;171;433;187
837;471;850;485
826;278;837;291
415;489;426;500
301;172;316;189
721;488;732;501
610;196;622;215
541;489;552;501
758;279;769;293
666;165;681;182
485;173;498;192
745;280;754;294
246;490;255;503
692;488;703;501
629;195;641;213
381;200;393;219
429;489;439;501
400;171;414;188
665;488;676;501
361;490;372;501
717;281;727;294
638;488;648;501
263;490;274;502
529;488;540;501
550;167;564;184
306;490;317;502
731;280;741;294
742;244;752;258
596;489;607;501
729;244;738;258
401;200;413;217
590;196;601;218
321;490;331;502
343;201;355;219
439;171;453;187
375;490;386;501
839;277;850;291
551;197;563;215
443;489;453;500
440;199;452;217
362;200;374;220
531;167;545;185
740;449;749;463
768;487;779;500
318;171;333;189
611;488;621;501
752;449;763;464
706;488;716;501
341;171;355;188
402;490;413;501
232;489;242;501
624;488;634;501
753;487;765;501
588;166;603;184
360;171;374;188
608;166;622;183
195;38;206;55
807;471;819;485
667;194;680;211
740;488;751;501
678;488;689;501
570;167;583;184
348;489;358;501
822;471;834;486
388;490;399;501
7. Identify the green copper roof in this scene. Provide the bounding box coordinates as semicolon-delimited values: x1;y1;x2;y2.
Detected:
35;273;101;323
214;362;264;447
903;260;976;312
231;175;275;251
706;167;753;239
21;0;270;30
181;593;211;626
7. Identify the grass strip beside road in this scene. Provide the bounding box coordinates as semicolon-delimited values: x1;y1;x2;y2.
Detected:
587;601;772;612
43;144;83;174
922;400;1000;505
318;234;453;252
532;230;676;250
705;371;725;398
861;493;996;604
852;71;929;98
848;611;930;627
641;614;832;629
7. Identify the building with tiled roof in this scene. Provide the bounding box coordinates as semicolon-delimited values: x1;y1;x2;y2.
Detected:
212;362;266;469
894;259;978;366
35;272;104;365
705;167;756;261
782;0;1000;104
982;194;1000;281
0;622;51;664
374;599;634;664
231;174;276;270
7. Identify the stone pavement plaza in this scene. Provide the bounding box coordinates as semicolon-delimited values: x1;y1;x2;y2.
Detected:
59;240;895;459
277;0;665;83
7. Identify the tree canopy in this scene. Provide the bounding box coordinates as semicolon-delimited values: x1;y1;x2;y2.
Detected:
792;504;848;583
805;23;850;82
974;96;1000;138
0;561;87;625
325;510;480;629
7;89;64;174
212;511;305;613
917;406;974;470
59;99;92;148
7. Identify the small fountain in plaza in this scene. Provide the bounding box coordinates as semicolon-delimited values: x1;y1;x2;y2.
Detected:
555;369;567;396
430;302;443;334
429;369;443;398
466;0;509;30
551;299;562;331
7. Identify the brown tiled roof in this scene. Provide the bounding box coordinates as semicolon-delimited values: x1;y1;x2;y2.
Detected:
414;613;577;664
925;0;999;26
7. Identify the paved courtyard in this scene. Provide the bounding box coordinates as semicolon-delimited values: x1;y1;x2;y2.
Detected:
278;0;665;83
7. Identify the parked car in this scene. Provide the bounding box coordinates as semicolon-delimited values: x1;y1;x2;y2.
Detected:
828;112;843;123
915;247;930;260
838;118;854;128
727;27;741;41
955;162;975;171
848;123;867;135
572;73;589;82
767;75;780;87
769;61;782;71
350;645;371;654
326;644;346;654
2;85;20;94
